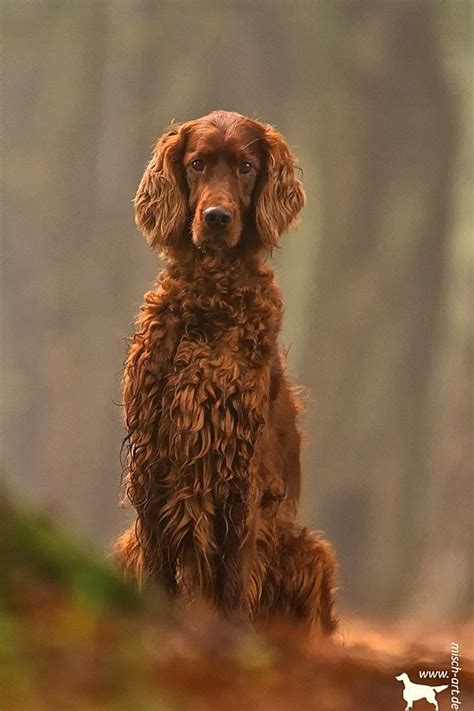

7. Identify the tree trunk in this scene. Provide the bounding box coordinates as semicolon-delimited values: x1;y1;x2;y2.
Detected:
303;2;458;613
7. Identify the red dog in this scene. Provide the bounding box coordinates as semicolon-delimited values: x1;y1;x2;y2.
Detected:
116;110;337;634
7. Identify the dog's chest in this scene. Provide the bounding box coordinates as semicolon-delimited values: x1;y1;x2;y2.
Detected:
175;275;278;354
175;295;263;367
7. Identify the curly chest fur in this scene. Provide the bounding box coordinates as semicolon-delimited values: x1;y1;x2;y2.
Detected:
123;256;288;595
125;257;284;486
142;257;282;371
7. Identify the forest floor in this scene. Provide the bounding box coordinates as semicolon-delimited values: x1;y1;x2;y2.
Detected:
1;494;472;711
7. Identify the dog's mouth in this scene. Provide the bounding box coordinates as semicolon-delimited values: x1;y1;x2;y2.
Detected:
193;241;213;256
193;237;240;256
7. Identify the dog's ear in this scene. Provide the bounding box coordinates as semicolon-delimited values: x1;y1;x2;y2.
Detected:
134;123;188;250
255;124;305;251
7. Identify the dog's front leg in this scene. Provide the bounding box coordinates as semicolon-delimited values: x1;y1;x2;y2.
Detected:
121;293;180;592
213;365;271;620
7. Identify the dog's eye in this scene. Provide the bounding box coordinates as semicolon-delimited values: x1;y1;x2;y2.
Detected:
239;161;253;174
190;159;204;172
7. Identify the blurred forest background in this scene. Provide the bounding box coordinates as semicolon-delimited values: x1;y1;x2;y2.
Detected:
1;0;472;626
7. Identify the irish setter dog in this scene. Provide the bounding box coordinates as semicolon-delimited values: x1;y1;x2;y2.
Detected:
116;110;337;634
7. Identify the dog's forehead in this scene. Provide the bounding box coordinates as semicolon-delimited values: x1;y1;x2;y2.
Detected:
186;117;263;157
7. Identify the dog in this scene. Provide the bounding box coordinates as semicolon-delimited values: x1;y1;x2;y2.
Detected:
116;110;337;634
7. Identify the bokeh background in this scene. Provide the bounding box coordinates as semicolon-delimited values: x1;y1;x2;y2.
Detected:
2;0;472;625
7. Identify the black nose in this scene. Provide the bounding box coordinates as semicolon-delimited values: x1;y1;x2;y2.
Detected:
203;206;233;229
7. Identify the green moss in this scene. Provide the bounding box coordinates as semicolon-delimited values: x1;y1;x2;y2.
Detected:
0;493;139;611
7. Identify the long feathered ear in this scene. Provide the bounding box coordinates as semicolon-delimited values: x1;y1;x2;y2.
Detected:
256;125;306;251
134;124;188;250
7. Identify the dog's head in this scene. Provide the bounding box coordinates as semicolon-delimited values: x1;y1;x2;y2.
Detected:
134;110;305;256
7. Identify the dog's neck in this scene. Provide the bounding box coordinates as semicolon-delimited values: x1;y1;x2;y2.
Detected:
165;247;270;284
155;247;281;347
